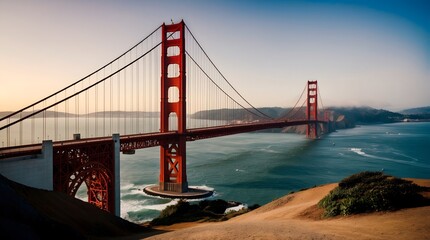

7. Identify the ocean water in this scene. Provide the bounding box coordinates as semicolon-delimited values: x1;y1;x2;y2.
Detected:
107;122;430;223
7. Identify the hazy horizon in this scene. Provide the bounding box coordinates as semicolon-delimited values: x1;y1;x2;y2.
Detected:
1;104;428;116
1;0;429;112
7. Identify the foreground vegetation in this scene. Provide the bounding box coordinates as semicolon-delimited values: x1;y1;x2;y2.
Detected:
150;199;260;226
318;171;430;217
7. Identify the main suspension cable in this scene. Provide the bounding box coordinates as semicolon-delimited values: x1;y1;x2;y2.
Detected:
0;25;162;122
0;41;163;131
185;24;273;120
185;52;264;119
279;84;307;120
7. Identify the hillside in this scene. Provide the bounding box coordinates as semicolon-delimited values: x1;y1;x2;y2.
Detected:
330;106;404;125
1;172;429;239
191;107;287;121
400;106;430;120
0;111;160;119
0;174;159;239
0;111;77;119
148;178;430;240
192;106;405;130
400;106;430;115
2;106;418;125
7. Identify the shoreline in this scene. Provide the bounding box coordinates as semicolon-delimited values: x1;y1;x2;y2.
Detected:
143;178;430;240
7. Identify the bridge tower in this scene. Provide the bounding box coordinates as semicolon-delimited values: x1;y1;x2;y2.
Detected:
306;80;318;138
142;21;212;198
159;21;188;192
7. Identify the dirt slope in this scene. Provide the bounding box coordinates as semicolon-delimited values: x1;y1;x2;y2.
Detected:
149;180;430;240
0;174;160;239
2;173;429;240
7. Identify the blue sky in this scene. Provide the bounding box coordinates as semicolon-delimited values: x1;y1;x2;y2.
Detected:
0;0;429;111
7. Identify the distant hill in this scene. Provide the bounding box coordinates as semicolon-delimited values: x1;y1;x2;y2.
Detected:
86;111;159;118
0;111;159;119
399;107;430;120
191;107;288;121
400;106;430;115
0;111;77;119
2;107;426;130
329;106;404;125
192;106;405;129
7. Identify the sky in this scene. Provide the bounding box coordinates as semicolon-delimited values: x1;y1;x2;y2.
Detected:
0;0;429;112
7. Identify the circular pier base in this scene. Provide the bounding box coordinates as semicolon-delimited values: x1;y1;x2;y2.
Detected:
143;185;213;199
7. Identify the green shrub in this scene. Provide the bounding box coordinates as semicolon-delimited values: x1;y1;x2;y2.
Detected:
318;171;430;217
248;204;261;210
150;199;254;226
199;199;229;214
151;199;205;226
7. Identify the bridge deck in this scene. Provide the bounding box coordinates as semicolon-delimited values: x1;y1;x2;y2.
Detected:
0;120;326;159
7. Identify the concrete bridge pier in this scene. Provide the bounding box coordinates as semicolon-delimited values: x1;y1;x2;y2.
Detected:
0;140;53;190
113;134;121;217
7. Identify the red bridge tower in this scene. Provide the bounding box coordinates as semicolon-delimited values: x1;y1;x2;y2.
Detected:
159;21;188;192
144;20;212;198
306;80;318;138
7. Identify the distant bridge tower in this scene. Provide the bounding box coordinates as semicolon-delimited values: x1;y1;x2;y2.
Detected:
306;80;318;138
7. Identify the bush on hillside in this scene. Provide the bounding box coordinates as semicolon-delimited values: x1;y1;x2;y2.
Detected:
318;171;430;217
150;199;253;226
150;200;208;226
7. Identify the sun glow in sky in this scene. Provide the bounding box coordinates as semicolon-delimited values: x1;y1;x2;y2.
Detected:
1;0;429;111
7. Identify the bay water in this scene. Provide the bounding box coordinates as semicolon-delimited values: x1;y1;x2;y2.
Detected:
81;122;430;223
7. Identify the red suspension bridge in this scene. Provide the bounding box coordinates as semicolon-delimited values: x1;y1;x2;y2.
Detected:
0;21;331;215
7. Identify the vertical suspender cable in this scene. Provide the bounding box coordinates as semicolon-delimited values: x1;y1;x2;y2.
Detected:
141;54;147;132
131;55;134;134
19;112;22;145
148;41;152;132
65;91;69;139
86;86;89;137
75;90;78;135
110;64;113;135
43;101;46;141
54;95;58;141
95;74;98;137
136;58;140;133
103;68;106;137
117;62;120;134
6;118;10;146
123;60;127;135
31;106;35;143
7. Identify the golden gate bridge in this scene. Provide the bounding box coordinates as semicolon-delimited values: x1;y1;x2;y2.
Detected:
0;20;331;215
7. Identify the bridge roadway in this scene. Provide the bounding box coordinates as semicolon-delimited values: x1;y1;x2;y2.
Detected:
0;119;326;159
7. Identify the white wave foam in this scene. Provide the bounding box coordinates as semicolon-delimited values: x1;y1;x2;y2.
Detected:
123;217;153;225
392;151;419;161
129;188;148;195
121;183;136;190
350;148;366;156
349;147;430;169
235;168;246;172
260;147;279;154
189;185;215;191
141;199;179;211
225;204;247;214
121;199;147;215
